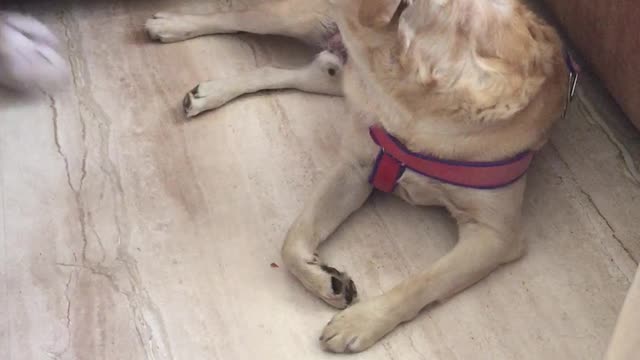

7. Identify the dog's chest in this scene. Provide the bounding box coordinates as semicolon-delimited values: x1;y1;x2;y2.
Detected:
395;172;448;207
340;69;446;208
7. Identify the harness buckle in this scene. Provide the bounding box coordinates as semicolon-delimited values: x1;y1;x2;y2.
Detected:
563;53;581;119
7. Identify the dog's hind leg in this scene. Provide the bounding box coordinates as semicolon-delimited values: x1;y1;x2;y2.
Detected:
145;1;332;44
183;50;343;117
146;2;339;116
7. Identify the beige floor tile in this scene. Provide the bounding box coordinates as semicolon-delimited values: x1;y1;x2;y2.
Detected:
0;1;638;359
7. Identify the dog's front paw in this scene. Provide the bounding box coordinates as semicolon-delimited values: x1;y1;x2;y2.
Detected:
283;250;359;309
320;296;399;353
316;264;359;309
145;13;200;43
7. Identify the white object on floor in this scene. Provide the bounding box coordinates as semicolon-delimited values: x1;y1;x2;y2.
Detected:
0;12;69;93
606;265;640;360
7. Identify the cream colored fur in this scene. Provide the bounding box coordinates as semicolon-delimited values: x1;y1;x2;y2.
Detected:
146;0;567;353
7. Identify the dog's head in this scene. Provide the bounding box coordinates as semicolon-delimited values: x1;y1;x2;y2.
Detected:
334;0;564;125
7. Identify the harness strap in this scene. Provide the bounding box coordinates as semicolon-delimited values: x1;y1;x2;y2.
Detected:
369;150;406;193
368;126;534;192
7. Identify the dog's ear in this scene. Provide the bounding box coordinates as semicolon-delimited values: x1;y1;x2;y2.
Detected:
359;0;404;28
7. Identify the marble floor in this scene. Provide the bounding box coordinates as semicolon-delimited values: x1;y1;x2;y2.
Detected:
1;1;639;359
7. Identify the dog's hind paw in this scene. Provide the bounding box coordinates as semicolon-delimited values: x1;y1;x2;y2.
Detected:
182;81;238;117
145;13;200;43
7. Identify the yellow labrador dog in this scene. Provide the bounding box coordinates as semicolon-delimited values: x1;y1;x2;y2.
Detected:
147;0;567;353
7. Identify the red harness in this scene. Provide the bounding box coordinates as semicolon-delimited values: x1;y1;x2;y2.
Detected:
326;30;576;192
368;126;534;192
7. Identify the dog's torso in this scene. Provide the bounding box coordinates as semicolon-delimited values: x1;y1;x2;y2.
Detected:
332;0;567;233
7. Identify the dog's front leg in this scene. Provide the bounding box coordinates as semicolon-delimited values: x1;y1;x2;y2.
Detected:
282;138;375;309
320;220;525;353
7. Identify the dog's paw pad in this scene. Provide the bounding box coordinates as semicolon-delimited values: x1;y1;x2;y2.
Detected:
182;85;209;117
319;265;358;308
189;85;200;97
181;82;237;117
182;92;194;115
